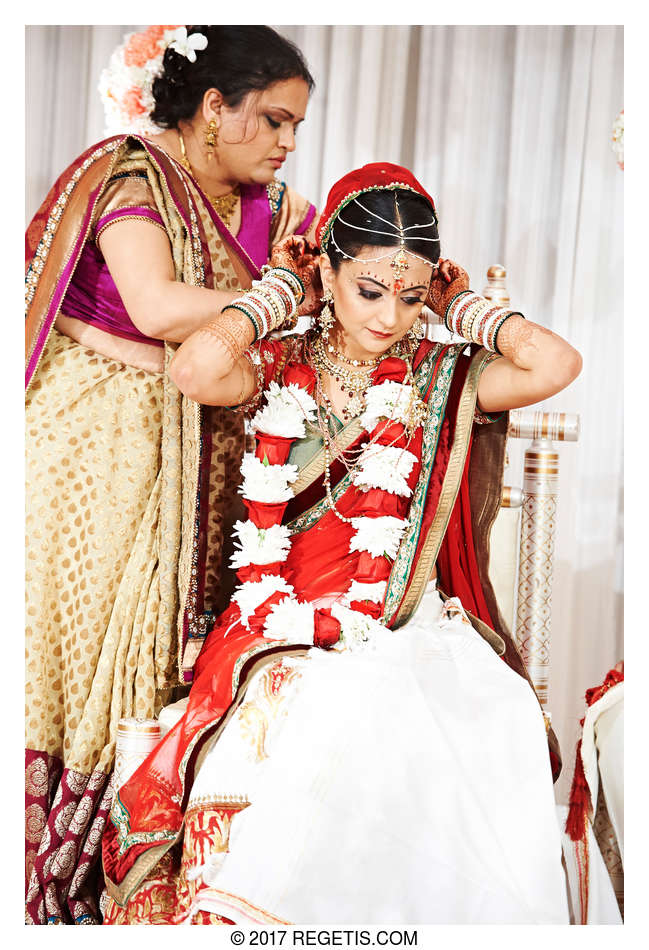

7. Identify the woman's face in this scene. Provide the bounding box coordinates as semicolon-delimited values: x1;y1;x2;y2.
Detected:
320;247;434;361
216;77;309;185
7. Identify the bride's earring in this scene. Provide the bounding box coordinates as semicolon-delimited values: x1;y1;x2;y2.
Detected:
318;290;335;340
408;315;426;343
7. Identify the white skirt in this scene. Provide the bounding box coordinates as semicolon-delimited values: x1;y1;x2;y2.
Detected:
180;586;569;925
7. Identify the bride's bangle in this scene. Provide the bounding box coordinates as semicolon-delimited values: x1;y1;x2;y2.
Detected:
444;291;524;354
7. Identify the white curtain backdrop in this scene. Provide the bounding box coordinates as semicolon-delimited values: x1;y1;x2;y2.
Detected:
25;25;623;803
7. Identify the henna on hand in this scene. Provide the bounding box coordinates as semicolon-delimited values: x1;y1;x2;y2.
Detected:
271;236;323;316
495;315;554;364
198;311;256;368
427;257;470;317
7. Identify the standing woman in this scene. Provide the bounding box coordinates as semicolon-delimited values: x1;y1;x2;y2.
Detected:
25;24;318;925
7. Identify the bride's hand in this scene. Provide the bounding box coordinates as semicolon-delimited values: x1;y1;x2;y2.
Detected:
270;236;323;316
427;258;470;318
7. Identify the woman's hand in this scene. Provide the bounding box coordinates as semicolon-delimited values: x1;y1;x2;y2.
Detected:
427;258;470;318
270;236;322;316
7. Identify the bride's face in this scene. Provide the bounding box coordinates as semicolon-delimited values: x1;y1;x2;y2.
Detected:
320;248;433;360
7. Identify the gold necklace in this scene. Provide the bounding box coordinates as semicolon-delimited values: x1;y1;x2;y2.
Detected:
177;130;240;227
312;336;375;419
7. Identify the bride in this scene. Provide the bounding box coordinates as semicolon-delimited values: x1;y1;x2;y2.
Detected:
102;162;581;925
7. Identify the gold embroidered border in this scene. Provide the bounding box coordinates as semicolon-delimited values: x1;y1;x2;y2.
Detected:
382;346;462;623
391;348;494;627
25;140;123;390
196;888;292;926
95;214;168;243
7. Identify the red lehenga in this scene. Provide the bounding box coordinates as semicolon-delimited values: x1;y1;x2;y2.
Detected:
101;334;565;924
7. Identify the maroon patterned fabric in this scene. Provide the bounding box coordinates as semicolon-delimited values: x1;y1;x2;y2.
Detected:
25;750;114;925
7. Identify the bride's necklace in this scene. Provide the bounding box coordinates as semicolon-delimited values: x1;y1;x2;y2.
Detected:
312;336;376;419
177;130;240;227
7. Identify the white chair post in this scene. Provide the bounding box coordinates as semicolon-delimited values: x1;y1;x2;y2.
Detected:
508;411;580;707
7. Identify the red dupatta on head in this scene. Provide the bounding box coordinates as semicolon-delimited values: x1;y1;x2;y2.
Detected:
316;161;437;251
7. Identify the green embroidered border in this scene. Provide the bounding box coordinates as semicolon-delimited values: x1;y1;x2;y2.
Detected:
112;791;178;856
287;344;443;535
391;348;494;627
383;346;464;624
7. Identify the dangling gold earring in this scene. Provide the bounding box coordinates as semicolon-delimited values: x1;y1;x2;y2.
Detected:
408;316;426;343
204;119;219;160
318;290;335;340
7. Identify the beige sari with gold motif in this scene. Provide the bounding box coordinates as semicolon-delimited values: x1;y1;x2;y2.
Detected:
24;134;316;924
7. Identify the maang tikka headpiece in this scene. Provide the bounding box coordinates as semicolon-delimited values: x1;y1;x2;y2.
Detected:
329;194;440;295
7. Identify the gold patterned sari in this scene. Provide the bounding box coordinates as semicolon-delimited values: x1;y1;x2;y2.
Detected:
24;134;316;924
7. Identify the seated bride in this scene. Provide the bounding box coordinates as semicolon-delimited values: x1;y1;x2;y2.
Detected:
102;162;582;925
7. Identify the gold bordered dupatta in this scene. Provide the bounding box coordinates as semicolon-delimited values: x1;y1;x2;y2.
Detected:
25;135;246;690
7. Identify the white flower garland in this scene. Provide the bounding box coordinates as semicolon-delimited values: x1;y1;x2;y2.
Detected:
239;454;298;503
264;597;315;642
233;576;295;630
349;515;409;559
230;521;292;569
359;380;417;433
229;378;425;652
330;603;390;653
352;444;419;497
250;382;318;439
342;580;388;606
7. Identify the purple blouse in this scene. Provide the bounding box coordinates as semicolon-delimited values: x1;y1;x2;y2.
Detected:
60;180;316;346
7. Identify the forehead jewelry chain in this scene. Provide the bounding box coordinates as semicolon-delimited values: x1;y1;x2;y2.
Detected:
329;194;440;287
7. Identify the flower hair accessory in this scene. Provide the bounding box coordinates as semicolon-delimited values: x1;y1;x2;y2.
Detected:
98;25;187;136
167;27;208;63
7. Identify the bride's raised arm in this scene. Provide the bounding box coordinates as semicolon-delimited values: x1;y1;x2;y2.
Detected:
428;259;582;412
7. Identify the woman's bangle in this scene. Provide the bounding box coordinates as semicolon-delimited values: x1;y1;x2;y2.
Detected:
222;302;264;342
264;266;305;305
444;290;525;352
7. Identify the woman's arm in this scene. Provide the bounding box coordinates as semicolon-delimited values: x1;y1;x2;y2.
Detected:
168;311;258;406
475;316;582;412
169;236;322;406
428;259;582;412
98;220;243;342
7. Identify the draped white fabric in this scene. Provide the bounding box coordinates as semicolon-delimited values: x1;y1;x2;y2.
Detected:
25;25;623;803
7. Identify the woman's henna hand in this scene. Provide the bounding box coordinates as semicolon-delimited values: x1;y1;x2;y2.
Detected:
270;236;323;316
427;258;470;317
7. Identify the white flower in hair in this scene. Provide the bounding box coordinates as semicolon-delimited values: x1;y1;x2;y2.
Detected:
360;381;417;433
352;445;418;497
342;580;387;607
239;453;298;503
233;576;295;630
167;27;208;63
264;597;315;642
230;521;292;569
349;516;409;559
251;382;318;439
331;603;389;653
